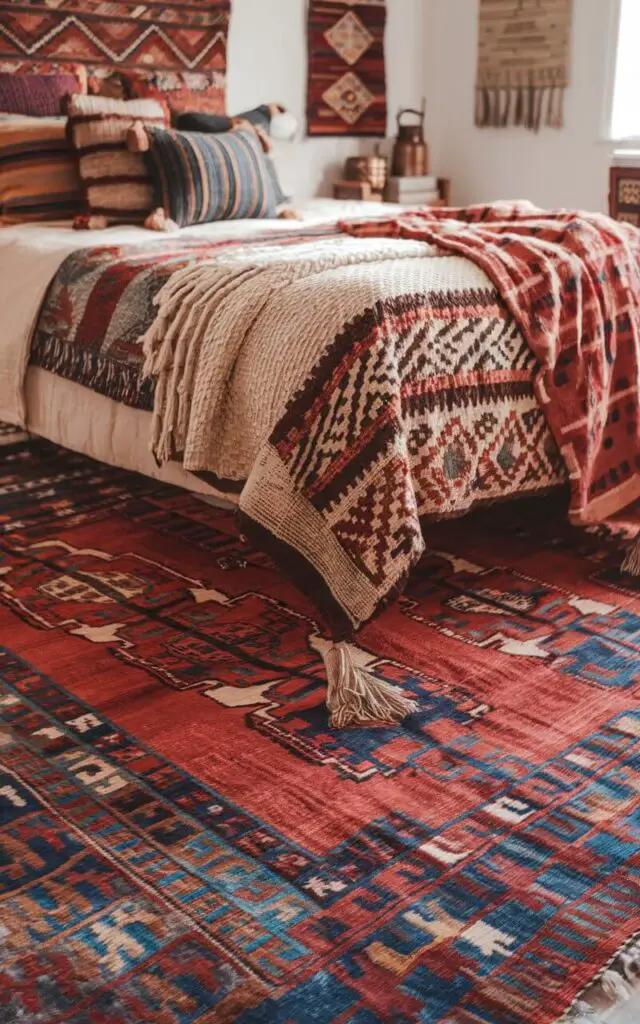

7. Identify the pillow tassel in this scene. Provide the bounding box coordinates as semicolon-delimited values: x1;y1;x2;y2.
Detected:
127;121;150;153
144;208;179;233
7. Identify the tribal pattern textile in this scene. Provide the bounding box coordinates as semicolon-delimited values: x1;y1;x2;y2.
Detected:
30;228;340;412
1;426;639;1023
0;0;230;109
307;1;387;136
476;0;573;130
342;205;640;524
243;203;640;631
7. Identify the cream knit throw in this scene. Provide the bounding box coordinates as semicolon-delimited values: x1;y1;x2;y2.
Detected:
141;235;431;728
142;236;426;471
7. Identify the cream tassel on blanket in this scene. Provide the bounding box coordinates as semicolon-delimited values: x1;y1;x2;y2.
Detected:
621;535;640;575
322;643;418;729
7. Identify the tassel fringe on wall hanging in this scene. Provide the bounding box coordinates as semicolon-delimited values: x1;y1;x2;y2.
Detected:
475;0;573;131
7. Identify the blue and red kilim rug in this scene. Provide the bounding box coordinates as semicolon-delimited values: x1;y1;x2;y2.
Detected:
1;424;640;1024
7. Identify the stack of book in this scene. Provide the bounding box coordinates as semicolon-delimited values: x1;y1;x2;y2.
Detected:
385;175;441;206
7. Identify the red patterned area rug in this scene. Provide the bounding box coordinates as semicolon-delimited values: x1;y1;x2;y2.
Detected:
1;427;639;1024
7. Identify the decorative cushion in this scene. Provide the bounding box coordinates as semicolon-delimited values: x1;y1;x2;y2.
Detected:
175;107;292;204
0;72;83;117
65;95;169;228
130;125;278;228
0;116;82;224
176;104;280;134
127;71;226;117
0;62;88;94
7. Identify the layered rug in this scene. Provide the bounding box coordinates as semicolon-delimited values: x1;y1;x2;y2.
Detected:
1;426;639;1024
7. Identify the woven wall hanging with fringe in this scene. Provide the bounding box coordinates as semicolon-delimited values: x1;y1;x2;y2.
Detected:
475;0;573;131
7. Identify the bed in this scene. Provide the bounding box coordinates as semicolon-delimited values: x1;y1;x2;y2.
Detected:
2;74;640;735
5;202;398;506
1;198;567;508
3;195;640;724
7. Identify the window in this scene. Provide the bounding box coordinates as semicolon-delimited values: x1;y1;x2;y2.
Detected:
611;0;640;141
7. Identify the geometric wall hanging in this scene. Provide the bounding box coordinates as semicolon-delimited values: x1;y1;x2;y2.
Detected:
307;0;387;136
475;0;573;131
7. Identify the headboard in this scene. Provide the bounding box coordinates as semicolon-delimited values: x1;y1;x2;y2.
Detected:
0;0;230;109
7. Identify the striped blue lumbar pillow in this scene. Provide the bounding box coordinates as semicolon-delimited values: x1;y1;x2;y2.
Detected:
138;126;278;227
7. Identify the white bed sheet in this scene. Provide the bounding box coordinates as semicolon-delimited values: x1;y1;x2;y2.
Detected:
1;199;407;498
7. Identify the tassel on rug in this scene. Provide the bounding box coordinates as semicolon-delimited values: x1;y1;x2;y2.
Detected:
621;535;640;576
322;642;418;729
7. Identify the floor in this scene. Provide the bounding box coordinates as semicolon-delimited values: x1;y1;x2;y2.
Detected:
1;426;639;1024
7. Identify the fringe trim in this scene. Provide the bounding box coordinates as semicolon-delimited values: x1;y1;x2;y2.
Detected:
555;928;640;1022
475;85;565;131
621;534;640;576
322;642;418;728
31;335;154;412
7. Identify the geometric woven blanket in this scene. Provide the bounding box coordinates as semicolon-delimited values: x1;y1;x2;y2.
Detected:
128;226;569;636
1;426;639;1023
343;204;640;527
239;204;640;634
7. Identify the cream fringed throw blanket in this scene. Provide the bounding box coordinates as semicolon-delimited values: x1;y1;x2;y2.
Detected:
476;0;573;130
143;204;640;729
142;235;428;471
142;234;434;729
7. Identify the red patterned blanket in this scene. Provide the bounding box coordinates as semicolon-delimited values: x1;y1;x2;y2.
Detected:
237;205;640;724
343;205;640;526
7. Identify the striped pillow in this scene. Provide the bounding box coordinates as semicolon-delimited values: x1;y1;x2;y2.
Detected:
136;126;278;227
0;117;82;224
65;95;169;228
176;107;292;204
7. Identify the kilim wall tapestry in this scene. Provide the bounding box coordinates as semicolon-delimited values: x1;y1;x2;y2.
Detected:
307;0;387;136
1;425;640;1023
476;0;573;131
0;0;230;107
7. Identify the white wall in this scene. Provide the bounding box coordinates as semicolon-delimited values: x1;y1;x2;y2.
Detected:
226;0;426;200
424;0;619;212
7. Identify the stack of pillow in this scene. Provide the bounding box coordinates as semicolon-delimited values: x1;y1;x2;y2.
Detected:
0;67;85;225
0;66;296;231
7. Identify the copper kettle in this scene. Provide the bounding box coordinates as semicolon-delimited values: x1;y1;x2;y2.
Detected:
391;100;428;177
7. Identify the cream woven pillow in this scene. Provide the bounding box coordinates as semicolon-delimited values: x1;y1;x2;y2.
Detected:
65;95;168;228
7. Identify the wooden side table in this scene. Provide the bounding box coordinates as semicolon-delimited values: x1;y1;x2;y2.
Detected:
609;165;640;225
